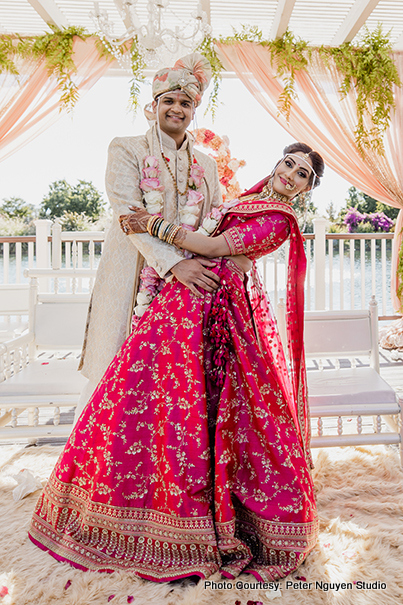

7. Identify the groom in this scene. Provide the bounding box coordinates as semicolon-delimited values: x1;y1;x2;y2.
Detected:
76;53;222;419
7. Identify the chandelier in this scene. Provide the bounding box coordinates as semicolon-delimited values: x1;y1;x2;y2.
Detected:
91;1;212;69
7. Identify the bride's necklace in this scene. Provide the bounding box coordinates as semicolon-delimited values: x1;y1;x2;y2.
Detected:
259;183;291;204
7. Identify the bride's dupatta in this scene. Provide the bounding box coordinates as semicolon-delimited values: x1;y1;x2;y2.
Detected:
215;187;312;468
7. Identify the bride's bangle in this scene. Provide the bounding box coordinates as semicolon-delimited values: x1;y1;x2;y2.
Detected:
147;215;162;236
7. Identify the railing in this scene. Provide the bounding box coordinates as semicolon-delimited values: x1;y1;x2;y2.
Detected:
0;236;35;284
260;218;398;320
0;219;105;285
0;218;401;320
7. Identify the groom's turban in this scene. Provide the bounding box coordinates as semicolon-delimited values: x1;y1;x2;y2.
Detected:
152;52;212;107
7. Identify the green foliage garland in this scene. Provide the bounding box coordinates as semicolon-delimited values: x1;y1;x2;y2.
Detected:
0;25;400;153
219;26;400;155
322;26;399;153
0;35;19;76
220;27;310;119
197;36;224;117
128;37;146;114
0;26;89;111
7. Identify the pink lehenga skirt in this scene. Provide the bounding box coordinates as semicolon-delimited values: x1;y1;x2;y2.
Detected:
29;259;318;582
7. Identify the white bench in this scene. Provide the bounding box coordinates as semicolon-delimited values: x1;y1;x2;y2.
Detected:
304;297;403;464
0;269;95;442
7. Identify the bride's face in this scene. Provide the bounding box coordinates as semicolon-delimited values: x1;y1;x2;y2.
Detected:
272;152;314;199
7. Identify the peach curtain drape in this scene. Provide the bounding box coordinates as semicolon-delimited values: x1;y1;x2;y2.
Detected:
0;36;114;163
217;42;403;311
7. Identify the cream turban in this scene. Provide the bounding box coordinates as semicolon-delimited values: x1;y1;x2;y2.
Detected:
152;53;212;107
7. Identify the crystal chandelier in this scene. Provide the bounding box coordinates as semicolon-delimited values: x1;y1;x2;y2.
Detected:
91;1;212;69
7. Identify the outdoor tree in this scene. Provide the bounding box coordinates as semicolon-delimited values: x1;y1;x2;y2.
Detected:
0;196;36;222
325;201;337;222
39;180;105;220
344;186;399;220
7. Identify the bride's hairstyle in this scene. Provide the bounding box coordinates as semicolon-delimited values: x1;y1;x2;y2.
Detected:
283;142;325;189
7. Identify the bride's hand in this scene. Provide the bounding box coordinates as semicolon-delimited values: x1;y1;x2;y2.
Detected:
119;206;151;234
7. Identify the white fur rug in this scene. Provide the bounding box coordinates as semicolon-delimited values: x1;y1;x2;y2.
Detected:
1;444;403;605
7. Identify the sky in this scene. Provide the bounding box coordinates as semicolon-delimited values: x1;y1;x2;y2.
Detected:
0;75;352;216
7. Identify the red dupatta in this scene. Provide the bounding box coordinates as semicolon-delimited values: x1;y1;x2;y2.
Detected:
215;188;312;468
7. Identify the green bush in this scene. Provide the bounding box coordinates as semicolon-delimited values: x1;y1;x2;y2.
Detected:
0;214;35;236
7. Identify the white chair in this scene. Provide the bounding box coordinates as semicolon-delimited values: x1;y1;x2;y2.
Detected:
304;296;403;464
0;284;29;341
0;269;94;442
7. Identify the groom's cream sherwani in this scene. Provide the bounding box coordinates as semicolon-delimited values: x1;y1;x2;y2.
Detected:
79;125;222;385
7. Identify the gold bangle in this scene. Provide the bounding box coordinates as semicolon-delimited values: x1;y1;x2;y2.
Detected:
147;215;160;236
146;215;158;235
167;225;181;245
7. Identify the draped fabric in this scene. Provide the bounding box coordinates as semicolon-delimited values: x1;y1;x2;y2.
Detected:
29;196;317;582
216;42;403;311
0;36;114;163
216;197;311;466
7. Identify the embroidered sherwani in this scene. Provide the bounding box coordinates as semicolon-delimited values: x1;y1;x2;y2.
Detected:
79;125;222;385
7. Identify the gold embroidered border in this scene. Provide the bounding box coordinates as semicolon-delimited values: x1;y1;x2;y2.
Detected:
43;476;217;542
30;476;318;580
236;508;319;553
222;229;245;255
30;478;222;577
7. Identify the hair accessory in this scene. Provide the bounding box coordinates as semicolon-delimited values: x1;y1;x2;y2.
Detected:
285;153;317;177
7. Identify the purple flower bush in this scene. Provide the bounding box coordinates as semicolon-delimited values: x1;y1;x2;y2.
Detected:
368;211;394;232
344;208;365;232
344;208;394;233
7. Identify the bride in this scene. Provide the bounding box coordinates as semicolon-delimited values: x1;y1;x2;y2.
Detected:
29;142;324;583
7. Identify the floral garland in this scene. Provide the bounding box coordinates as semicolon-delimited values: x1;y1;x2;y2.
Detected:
132;131;246;324
192;128;246;203
133;153;206;321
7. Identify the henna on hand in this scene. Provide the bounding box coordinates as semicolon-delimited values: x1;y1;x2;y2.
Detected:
119;207;151;235
174;227;188;248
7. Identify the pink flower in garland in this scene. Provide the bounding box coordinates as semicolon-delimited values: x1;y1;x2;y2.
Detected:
211;207;223;220
223;198;240;210
187;190;204;205
139;266;164;297
140;178;164;192
142;166;160;179
144;155;159;168
189;164;205;188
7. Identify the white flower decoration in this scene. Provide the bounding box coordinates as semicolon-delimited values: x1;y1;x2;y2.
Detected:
180;212;199;227
201;216;218;233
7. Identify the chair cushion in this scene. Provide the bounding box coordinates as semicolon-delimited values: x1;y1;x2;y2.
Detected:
307;367;397;406
0;358;87;397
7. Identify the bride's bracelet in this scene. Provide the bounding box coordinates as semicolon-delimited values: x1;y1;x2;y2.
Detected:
146;215;182;245
146;215;162;236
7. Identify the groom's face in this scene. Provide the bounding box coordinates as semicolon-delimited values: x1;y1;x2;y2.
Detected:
153;92;194;138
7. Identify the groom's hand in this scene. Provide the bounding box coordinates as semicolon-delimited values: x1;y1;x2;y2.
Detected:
171;257;220;298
